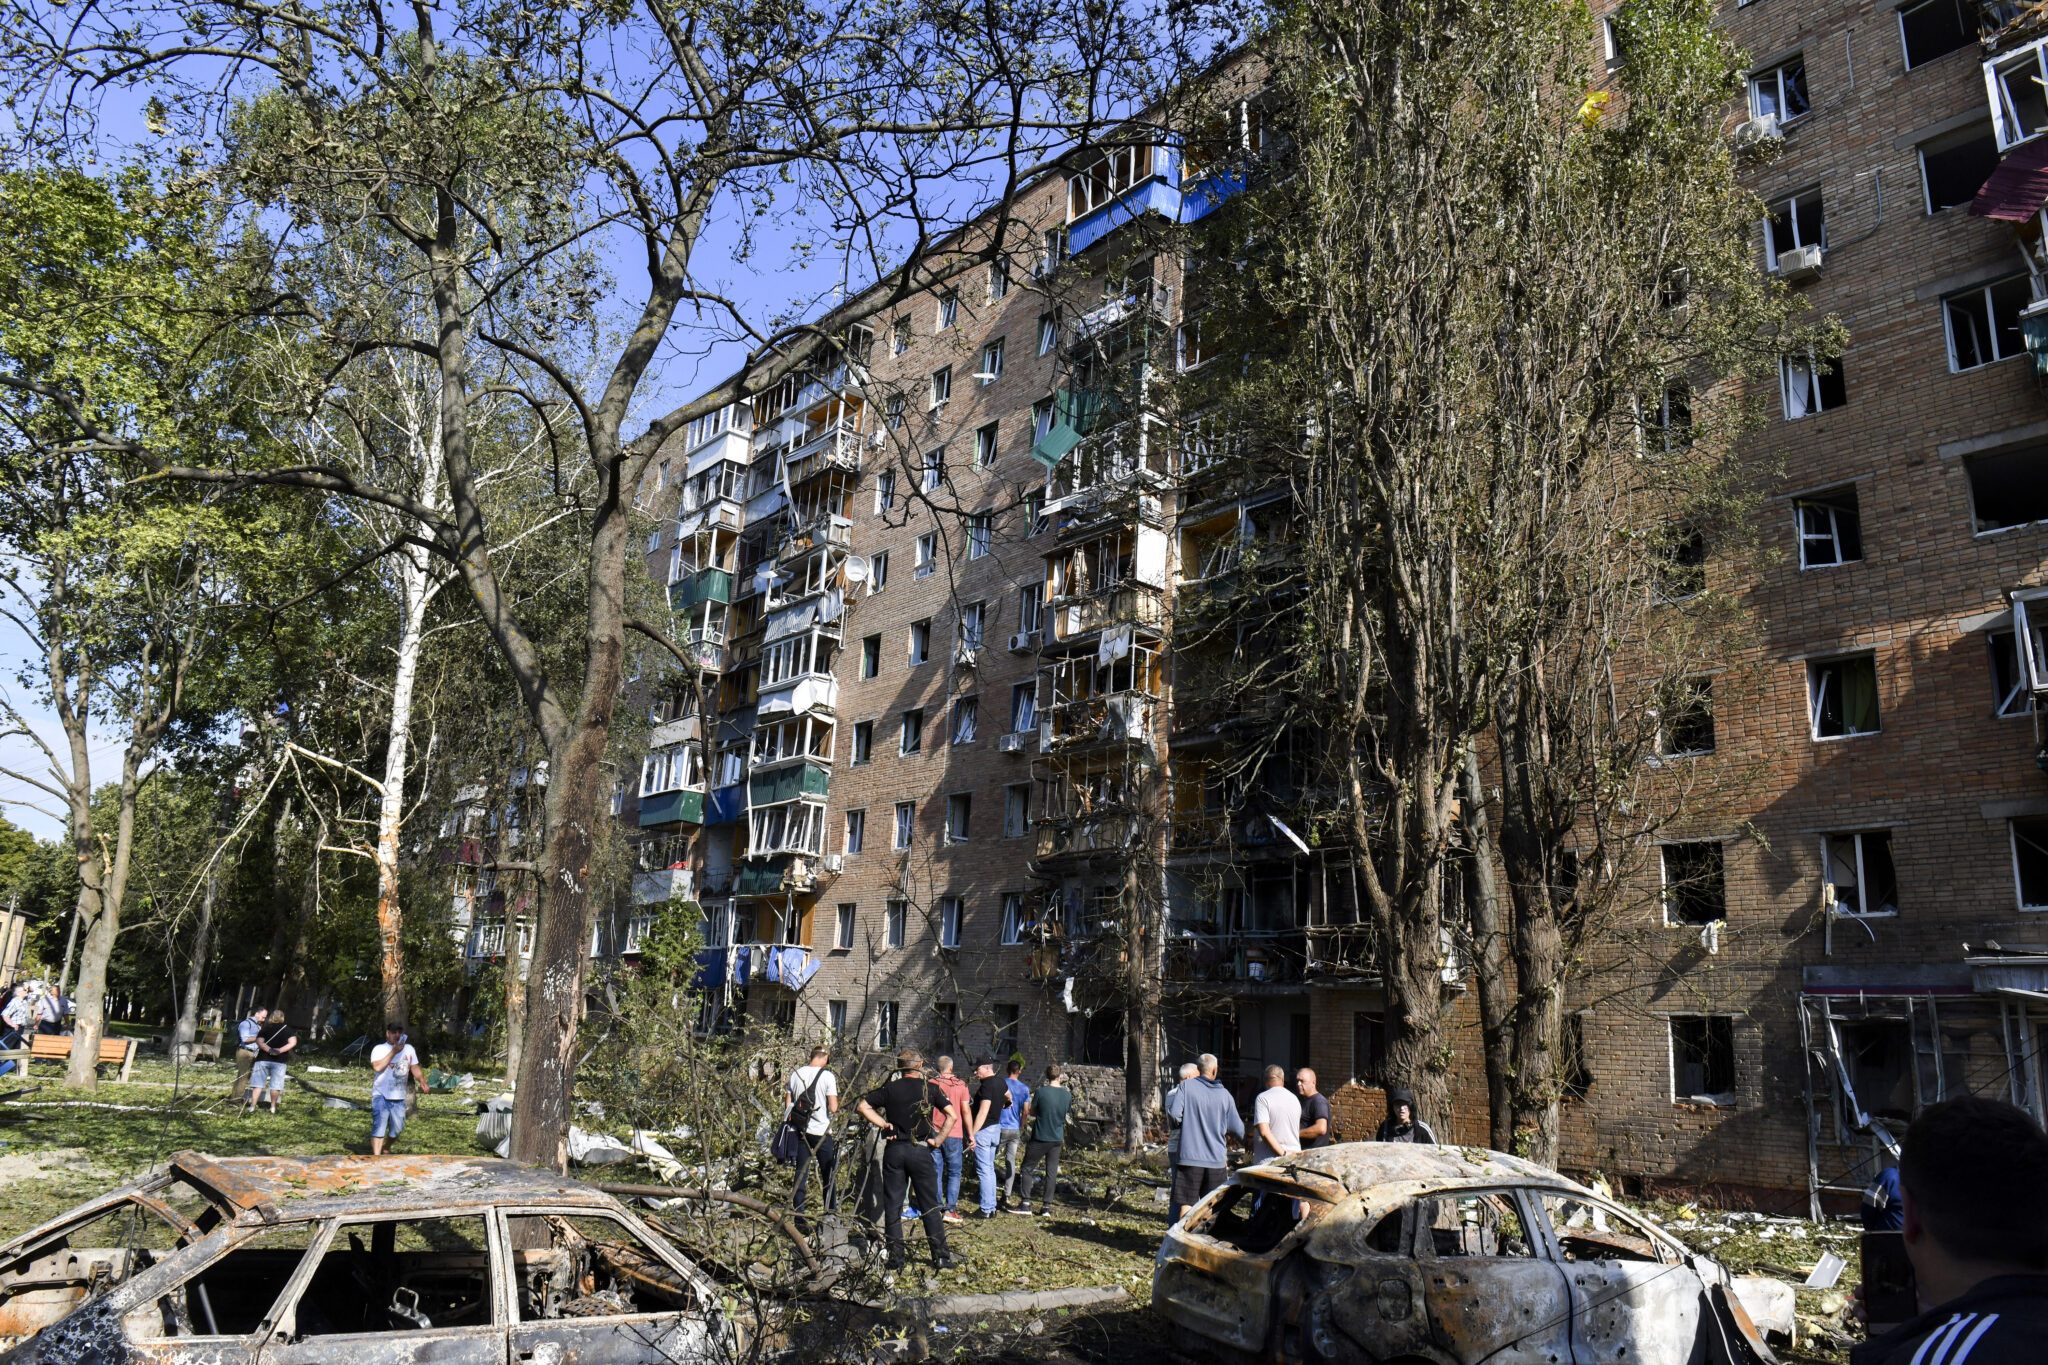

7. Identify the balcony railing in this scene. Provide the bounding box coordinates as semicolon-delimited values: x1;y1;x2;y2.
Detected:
1049;583;1164;641
1036;811;1143;860
1043;691;1157;751
669;568;735;610
777;513;854;564
784;424;863;484
676;497;743;540
1164;930;1307;986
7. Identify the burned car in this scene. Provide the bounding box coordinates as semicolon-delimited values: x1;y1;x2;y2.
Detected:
1154;1145;1783;1365
0;1152;731;1365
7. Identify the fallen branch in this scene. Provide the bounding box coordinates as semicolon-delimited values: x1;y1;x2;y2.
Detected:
901;1285;1130;1317
594;1181;821;1275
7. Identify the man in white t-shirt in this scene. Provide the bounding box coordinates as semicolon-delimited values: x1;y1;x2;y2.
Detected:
786;1046;840;1213
369;1022;426;1155
1251;1064;1302;1163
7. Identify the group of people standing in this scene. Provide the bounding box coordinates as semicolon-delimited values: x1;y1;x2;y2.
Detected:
783;1046;1078;1269
2;981;68;1040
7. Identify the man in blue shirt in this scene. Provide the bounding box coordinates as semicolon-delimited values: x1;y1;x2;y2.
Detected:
1862;1161;1904;1232
997;1059;1030;1211
233;1006;266;1100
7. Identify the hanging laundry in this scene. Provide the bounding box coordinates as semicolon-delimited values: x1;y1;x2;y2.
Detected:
732;943;753;985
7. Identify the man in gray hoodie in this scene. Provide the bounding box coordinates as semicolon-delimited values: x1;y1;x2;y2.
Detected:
1165;1053;1246;1222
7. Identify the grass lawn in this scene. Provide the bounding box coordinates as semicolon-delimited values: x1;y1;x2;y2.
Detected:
2;1055;1857;1364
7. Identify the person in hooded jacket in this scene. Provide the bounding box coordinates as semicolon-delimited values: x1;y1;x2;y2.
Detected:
1374;1086;1436;1143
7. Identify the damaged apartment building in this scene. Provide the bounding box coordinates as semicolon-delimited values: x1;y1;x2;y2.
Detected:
455;2;2048;1206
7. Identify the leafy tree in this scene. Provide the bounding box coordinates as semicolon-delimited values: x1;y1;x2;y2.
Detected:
3;0;1158;1159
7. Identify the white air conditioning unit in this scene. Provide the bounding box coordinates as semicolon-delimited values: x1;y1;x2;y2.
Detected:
1732;113;1780;148
822;853;844;873
955;645;980;668
1008;630;1039;654
998;732;1027;753
1776;244;1823;283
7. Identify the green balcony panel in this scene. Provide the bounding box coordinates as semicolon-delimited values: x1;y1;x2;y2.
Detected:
734;857;787;896
637;788;705;828
668;568;734;610
748;760;831;805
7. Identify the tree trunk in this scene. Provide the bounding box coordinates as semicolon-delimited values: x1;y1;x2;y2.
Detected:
279;813;327;1026
373;557;433;1028
171;859;220;1061
1459;747;1515;1152
65;770;141;1090
504;920;528;1086
1494;698;1567;1166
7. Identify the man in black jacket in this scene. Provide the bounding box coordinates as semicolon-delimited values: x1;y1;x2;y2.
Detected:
855;1048;957;1271
1374;1086;1436;1143
1851;1097;2048;1365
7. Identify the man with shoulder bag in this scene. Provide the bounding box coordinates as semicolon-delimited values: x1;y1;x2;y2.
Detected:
784;1046;840;1213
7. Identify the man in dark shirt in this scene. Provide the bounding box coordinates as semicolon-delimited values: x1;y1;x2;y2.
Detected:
968;1060;1011;1219
1296;1068;1333;1148
855;1048;956;1270
1851;1098;2048;1365
1018;1063;1073;1217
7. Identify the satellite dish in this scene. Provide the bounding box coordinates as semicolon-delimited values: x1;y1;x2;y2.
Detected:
844;556;871;584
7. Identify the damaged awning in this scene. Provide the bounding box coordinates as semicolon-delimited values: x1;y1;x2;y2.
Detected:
1971;138;2048;221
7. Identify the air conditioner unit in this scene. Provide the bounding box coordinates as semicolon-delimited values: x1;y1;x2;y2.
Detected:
822;853;844;873
955;645;980;668
998;732;1027;753
1776;244;1823;283
1732;113;1780;148
1008;630;1040;654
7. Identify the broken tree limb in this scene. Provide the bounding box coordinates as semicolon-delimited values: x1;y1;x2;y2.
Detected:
593;1182;821;1275
901;1285;1130;1316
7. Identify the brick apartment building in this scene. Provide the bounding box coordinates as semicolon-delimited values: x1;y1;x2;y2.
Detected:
453;4;2048;1207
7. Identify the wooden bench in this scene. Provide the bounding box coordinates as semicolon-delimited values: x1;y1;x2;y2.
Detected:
26;1032;138;1082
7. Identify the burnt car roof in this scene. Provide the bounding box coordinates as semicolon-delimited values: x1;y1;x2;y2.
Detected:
1241;1143;1600;1197
165;1152;603;1219
5;1152;610;1252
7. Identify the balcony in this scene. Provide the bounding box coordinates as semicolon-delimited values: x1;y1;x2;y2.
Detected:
748;759;830;806
776;513;853;564
631;866;695;905
1164;930;1307;988
637;787;706;828
732;851;833;896
706;783;746;825
669;568;734;611
649;715;701;748
1042;692;1156;752
784;425;863;486
1036;811;1142;861
676;496;743;541
1048;583;1165;642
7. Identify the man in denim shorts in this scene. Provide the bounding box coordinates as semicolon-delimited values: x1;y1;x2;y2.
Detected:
369;1022;424;1155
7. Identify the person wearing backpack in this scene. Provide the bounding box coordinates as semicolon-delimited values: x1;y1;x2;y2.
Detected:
786;1046;840;1213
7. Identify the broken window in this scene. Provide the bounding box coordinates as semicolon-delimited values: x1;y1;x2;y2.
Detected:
1822;830;1899;917
503;1214;693;1320
1657;676;1715;756
1749;56;1809;124
960;600;986;650
1964;447;2048;534
835;904;856;949
1669;1015;1737;1101
909;619;930;665
1656;522;1708;600
1532;1193;1679;1266
861;634;880;678
1945;275;2032;370
2011;817;2048;909
1899;0;1975;68
1837;1018;1915;1123
936;291;958;331
885;899;908;946
1;1181;219;1336
1038;312;1060;355
1648;380;1692;453
915;534;937;578
1011;682;1037;732
292;1217;493;1336
1991;631;2037;716
1989;37;2048;148
952;697;978;744
1809;655;1880;737
1795;485;1863;567
1765;189;1825;267
1416;1193;1536;1259
974;423;998;469
851;721;873;765
1351;1012;1385;1085
978;340;1003;385
893;802;914;849
1781;354;1846;418
1920;124;2001;212
1660;841;1726;925
946;792;971;841
929;368;951;409
877;1001;898;1047
1004;784;1031;837
134;1222;322;1342
939;897;963;948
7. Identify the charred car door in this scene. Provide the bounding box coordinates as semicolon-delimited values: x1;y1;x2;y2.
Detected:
1297;1196;1435;1363
498;1210;725;1365
0;1181;215;1349
1151;1170;1339;1356
260;1214;505;1365
1528;1192;1704;1365
118;1220;324;1365
1413;1189;1575;1365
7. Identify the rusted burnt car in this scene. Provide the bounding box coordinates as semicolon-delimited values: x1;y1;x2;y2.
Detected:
0;1152;732;1365
1154;1145;1783;1365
